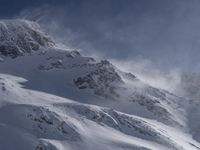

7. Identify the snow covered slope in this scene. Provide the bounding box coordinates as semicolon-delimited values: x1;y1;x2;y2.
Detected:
0;19;199;150
0;74;200;150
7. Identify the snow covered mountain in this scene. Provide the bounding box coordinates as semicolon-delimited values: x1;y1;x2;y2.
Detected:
0;19;200;150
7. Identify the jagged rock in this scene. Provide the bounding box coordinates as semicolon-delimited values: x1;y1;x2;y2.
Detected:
0;19;55;58
124;72;136;80
69;50;81;58
74;60;124;99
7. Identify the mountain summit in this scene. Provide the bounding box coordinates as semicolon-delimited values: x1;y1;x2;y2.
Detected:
0;19;54;58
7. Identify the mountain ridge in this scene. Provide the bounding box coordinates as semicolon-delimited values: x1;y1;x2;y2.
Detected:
0;19;54;58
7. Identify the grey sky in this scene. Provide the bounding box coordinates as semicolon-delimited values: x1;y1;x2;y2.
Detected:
1;0;200;71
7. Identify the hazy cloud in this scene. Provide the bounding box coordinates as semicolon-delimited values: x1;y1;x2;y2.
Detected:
14;0;200;72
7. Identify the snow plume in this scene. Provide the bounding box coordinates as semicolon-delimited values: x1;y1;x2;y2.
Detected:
111;58;182;93
113;58;200;101
175;73;200;99
17;4;80;51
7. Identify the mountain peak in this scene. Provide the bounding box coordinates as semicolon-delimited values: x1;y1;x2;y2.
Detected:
0;19;55;58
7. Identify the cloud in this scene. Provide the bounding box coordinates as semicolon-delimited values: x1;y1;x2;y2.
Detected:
111;58;182;92
15;0;200;72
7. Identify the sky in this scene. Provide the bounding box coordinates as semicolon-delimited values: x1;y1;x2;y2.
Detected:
1;0;200;72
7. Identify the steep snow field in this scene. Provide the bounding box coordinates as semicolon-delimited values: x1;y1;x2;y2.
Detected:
0;74;200;150
0;46;186;126
0;19;200;150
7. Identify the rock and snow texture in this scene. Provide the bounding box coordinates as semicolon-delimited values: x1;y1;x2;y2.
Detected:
0;19;200;150
0;19;54;58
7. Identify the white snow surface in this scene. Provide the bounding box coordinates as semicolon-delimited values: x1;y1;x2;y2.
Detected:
0;19;200;150
0;73;200;150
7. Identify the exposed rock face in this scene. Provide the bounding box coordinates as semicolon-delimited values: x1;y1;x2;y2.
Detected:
74;60;124;99
0;19;54;58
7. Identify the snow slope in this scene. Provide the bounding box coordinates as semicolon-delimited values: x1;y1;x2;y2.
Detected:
0;74;200;150
0;45;186;126
0;19;199;150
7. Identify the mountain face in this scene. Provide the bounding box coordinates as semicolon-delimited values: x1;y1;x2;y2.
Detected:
0;19;200;150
